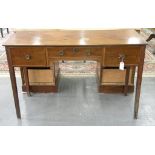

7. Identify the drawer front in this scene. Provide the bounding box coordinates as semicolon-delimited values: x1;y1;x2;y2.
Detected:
104;46;141;66
10;47;47;66
47;47;102;58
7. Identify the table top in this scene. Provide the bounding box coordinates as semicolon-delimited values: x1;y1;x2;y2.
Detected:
3;29;147;46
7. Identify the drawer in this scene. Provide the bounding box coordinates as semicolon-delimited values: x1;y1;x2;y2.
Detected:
103;46;141;66
10;47;47;66
28;68;55;85
47;47;102;58
101;68;134;85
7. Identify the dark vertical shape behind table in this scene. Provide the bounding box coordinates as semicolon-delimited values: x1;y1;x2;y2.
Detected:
0;28;9;38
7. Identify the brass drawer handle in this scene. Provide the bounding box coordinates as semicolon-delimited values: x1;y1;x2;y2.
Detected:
58;50;64;56
25;54;31;60
86;49;91;56
118;54;125;61
73;48;79;54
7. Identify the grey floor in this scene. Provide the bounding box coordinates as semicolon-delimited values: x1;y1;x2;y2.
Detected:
0;74;155;126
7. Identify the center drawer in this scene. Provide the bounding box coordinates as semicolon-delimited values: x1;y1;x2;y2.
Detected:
103;46;141;66
47;47;102;58
10;47;47;67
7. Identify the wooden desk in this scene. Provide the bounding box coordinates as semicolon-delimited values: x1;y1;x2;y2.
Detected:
3;29;146;119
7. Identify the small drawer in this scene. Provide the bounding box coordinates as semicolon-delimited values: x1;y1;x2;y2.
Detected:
101;68;134;85
28;68;55;85
10;47;47;66
47;47;102;58
83;47;102;57
47;47;78;57
103;46;141;66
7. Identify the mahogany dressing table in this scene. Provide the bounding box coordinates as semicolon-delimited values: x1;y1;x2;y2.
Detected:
3;29;147;119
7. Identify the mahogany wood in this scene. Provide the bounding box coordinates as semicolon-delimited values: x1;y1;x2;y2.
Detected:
20;67;25;85
10;47;47;67
4;29;146;46
134;46;146;119
6;48;21;118
103;46;141;66
24;67;31;96
124;67;130;96
99;85;134;93
22;85;58;93
3;29;146;119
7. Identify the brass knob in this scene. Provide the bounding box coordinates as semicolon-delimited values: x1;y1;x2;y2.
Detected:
86;49;91;56
73;48;79;54
58;50;64;56
25;54;31;60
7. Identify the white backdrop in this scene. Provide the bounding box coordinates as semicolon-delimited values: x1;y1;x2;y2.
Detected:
0;0;155;28
0;1;155;155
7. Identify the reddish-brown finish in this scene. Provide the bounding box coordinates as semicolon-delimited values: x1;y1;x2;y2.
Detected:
103;46;141;66
4;29;146;46
124;67;130;96
24;67;31;96
99;85;134;93
10;47;47;67
47;47;102;58
22;85;58;93
3;29;147;119
134;46;146;119
5;48;21;119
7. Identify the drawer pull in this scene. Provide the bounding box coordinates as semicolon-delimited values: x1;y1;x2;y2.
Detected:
119;54;125;62
86;49;91;56
25;54;31;60
73;48;79;54
58;50;64;56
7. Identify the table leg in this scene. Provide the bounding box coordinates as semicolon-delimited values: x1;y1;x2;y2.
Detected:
20;67;25;85
8;66;21;119
124;67;130;96
6;48;21;119
24;67;31;96
134;47;145;119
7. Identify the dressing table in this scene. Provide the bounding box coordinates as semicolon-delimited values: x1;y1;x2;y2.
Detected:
3;29;146;119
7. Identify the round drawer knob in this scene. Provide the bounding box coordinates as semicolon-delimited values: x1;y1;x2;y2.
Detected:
73;48;79;54
58;50;64;56
25;54;31;60
86;49;91;56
